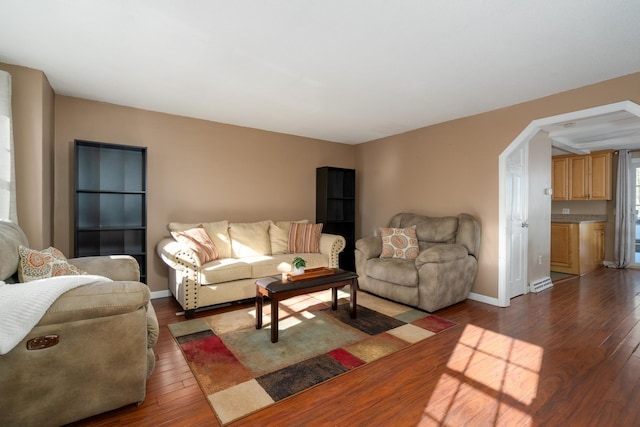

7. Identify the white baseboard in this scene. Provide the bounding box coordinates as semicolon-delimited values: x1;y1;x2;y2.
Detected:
151;289;504;306
467;291;502;307
151;289;171;299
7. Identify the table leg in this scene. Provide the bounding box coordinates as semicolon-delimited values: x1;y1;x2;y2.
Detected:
332;287;338;310
271;297;279;343
350;279;358;319
256;289;263;329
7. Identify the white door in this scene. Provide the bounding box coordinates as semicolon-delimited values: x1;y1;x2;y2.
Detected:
506;143;528;298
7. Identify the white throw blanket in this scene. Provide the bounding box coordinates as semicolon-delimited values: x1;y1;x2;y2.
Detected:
0;275;112;355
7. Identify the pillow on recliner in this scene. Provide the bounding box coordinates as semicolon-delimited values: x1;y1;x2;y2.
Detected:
379;226;419;259
18;246;86;282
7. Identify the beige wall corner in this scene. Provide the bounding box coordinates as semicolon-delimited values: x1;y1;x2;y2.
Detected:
0;62;54;249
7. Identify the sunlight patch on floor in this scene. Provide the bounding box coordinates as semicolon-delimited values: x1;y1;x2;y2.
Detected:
421;324;543;425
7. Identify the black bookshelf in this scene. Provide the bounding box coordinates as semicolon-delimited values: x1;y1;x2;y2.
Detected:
316;166;355;271
74;140;147;282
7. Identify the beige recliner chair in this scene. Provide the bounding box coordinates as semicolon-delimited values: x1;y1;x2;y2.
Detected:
355;213;481;312
0;220;159;426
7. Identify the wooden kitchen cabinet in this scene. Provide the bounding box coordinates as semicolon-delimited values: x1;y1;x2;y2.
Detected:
568;155;589;200
550;222;606;275
551;157;569;200
551;151;612;201
589;151;613;200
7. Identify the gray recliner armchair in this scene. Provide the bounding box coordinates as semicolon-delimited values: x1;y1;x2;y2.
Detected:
355;213;481;312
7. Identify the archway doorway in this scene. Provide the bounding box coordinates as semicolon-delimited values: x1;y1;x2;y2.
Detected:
498;101;640;307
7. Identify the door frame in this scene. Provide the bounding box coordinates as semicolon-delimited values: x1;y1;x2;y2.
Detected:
505;141;529;299
631;158;640;267
497;101;640;307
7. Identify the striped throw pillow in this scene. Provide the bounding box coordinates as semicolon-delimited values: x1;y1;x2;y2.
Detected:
288;223;323;253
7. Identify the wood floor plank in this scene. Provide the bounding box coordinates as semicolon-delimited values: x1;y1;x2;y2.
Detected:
72;267;640;426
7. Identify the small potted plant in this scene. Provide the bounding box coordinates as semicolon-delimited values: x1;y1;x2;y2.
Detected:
292;256;306;275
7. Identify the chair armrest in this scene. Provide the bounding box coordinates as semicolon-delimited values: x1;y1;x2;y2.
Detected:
156;237;202;271
146;301;159;349
355;236;382;259
38;280;151;326
415;244;468;267
319;233;346;268
69;255;140;282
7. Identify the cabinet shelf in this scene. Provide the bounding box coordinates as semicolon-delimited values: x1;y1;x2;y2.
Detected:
77;226;146;231
74;140;147;283
77;189;146;195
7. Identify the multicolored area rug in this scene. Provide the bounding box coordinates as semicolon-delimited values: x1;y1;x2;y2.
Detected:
168;288;456;425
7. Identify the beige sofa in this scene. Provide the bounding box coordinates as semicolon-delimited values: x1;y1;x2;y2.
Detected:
0;220;158;427
157;220;346;316
355;213;481;312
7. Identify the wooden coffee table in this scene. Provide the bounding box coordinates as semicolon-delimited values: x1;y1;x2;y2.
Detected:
255;268;358;343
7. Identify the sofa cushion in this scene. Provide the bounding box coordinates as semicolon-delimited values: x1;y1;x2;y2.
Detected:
171;226;219;263
229;221;272;257
198;258;252;284
269;220;309;255
17;246;85;283
417;244;468;264
288;223;323;253
389;213;458;244
380;226;419;259
414;216;458;243
169;220;231;259
366;258;418;287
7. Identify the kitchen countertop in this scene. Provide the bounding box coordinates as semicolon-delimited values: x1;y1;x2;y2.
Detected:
551;214;607;223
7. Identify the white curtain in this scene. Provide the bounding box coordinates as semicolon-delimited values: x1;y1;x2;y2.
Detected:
0;70;18;222
605;150;632;269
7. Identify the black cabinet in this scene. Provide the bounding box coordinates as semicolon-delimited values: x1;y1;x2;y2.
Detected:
316;167;355;271
74;140;147;282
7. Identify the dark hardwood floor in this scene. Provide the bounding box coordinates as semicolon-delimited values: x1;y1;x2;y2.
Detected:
75;267;640;426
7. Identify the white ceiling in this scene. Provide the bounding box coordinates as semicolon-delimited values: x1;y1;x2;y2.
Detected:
545;107;640;155
1;1;640;145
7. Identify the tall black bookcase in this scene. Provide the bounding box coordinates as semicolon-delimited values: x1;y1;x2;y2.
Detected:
316;166;355;271
74;140;147;283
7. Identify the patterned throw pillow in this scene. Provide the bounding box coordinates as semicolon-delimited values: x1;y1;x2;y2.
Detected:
380;226;419;259
171;226;219;264
18;246;85;282
288;223;323;253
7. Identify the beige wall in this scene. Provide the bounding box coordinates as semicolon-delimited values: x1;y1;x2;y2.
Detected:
6;58;640;301
0;62;54;248
356;72;640;298
54;96;356;292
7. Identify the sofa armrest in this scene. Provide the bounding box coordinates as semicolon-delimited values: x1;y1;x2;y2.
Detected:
156;237;202;271
355;236;382;259
415;244;468;267
69;255;140;282
319;233;346;268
